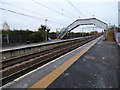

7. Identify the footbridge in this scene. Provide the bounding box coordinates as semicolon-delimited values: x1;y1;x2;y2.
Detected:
56;18;108;39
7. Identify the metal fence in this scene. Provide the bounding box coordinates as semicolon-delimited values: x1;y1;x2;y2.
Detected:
2;33;31;44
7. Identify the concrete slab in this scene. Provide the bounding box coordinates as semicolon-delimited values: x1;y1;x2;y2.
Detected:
47;37;119;88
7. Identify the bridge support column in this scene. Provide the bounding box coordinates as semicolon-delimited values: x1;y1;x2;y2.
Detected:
105;26;108;40
104;30;106;40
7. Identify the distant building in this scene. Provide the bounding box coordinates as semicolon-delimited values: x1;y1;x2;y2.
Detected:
118;1;120;27
2;21;10;30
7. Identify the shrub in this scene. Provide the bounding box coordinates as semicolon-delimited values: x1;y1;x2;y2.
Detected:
30;32;45;43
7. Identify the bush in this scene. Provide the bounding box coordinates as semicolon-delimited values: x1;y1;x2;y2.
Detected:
30;32;45;43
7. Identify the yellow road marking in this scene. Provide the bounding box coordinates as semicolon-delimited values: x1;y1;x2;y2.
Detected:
29;36;102;89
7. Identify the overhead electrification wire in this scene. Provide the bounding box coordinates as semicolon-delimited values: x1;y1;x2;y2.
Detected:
0;8;65;25
0;8;41;19
2;1;35;14
1;1;65;22
32;0;73;19
47;0;63;11
69;0;92;31
2;1;77;25
47;0;78;18
66;0;95;33
66;0;86;18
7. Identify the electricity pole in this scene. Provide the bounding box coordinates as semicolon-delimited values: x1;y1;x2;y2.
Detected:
45;19;48;41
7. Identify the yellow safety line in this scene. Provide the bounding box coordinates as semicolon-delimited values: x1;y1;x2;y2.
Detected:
29;36;102;89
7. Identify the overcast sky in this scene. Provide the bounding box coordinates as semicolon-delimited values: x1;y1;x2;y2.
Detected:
0;0;119;32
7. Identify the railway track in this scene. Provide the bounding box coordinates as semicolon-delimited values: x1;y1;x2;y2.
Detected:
0;36;100;86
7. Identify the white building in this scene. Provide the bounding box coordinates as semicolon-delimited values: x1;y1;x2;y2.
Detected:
118;1;120;27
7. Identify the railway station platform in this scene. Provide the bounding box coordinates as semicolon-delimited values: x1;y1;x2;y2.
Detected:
1;37;86;52
1;40;59;52
4;36;119;89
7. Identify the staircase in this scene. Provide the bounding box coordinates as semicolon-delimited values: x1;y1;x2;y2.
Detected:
107;29;115;42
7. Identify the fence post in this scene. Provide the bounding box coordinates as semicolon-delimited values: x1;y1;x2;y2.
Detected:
19;34;21;43
6;34;9;44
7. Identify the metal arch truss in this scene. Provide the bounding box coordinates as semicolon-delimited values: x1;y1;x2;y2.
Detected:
57;18;108;39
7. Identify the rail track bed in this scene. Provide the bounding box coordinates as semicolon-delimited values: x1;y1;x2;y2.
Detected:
0;36;99;86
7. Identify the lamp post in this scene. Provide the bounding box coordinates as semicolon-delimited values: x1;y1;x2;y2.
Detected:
45;19;48;41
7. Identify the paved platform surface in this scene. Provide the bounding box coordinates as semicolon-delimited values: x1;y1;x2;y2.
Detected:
46;37;119;88
1;40;57;52
1;37;84;52
4;36;100;89
3;36;119;89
